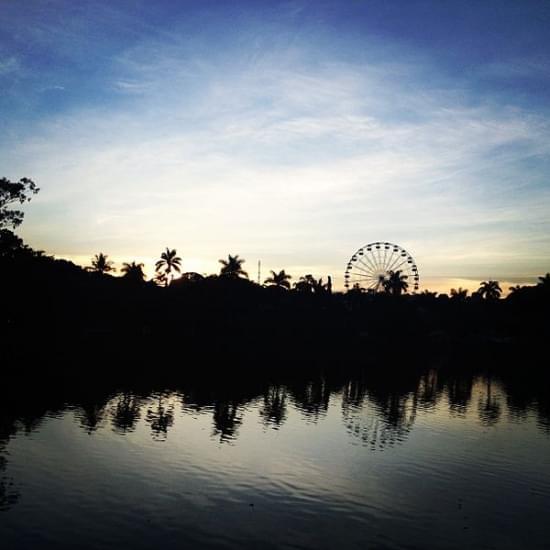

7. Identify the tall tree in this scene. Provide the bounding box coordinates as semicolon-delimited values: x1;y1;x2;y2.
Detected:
264;269;291;289
383;270;409;296
88;253;116;274
293;274;328;294
478;280;502;300
0;177;39;230
121;261;145;283
219;254;248;278
155;248;182;286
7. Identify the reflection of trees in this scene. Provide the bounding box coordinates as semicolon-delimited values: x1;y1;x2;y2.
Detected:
111;393;142;433
146;396;174;441
343;395;417;450
446;373;474;415
76;401;108;434
0;450;19;511
415;370;439;409
290;378;331;421
213;400;243;442
478;375;502;426
260;385;287;428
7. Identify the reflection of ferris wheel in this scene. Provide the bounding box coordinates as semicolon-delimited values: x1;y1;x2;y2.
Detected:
344;241;419;292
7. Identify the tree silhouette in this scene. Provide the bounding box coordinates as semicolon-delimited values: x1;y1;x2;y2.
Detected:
293;274;328;294
88;253;116;274
478;280;502;300
508;285;523;294
153;271;168;287
155;248;182;286
219;254;248;278
347;282;366;295
121;261;145;283
264;269;291;289
538;273;550;290
383;270;409;296
450;287;468;301
0;177;39;230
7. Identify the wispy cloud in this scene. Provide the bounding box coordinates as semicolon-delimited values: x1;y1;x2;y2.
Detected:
1;4;549;288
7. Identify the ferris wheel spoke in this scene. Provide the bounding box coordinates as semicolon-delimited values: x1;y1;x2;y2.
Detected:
351;262;372;276
358;252;378;272
357;256;377;274
387;251;404;273
350;272;375;280
351;278;375;286
372;249;384;272
375;246;383;270
378;245;386;269
390;258;409;274
350;273;378;282
383;249;397;272
359;256;376;273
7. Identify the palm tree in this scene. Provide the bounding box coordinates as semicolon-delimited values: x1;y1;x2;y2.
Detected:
121;261;145;283
293;274;314;293
264;269;291;289
293;274;329;294
450;287;468;301
219;254;248;278
88;252;115;274
477;280;502;300
155;248;182;286
383;270;409;296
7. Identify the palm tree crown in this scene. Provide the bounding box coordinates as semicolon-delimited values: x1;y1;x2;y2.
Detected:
264;269;291;289
478;280;502;300
293;274;328;294
155;248;182;286
89;252;115;274
219;254;248;278
383;270;409;296
121;261;145;283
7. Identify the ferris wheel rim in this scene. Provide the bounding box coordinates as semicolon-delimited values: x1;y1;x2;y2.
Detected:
344;241;420;293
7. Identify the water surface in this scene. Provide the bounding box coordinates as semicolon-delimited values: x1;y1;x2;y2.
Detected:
1;368;549;549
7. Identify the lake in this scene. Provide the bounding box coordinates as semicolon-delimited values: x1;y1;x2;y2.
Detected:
1;367;549;549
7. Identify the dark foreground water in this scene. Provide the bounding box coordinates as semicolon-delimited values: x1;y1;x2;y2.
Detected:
1;367;549;549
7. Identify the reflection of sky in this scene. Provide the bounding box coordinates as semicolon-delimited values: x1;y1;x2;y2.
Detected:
1;1;550;288
3;379;550;549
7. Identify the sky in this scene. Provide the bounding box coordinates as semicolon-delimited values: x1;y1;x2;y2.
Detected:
1;0;549;292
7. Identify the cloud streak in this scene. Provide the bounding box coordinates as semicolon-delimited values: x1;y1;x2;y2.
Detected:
1;2;549;289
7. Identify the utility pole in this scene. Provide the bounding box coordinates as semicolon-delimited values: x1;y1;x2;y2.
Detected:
257;260;261;285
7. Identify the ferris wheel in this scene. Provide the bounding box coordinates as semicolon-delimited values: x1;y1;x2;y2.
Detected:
344;241;419;293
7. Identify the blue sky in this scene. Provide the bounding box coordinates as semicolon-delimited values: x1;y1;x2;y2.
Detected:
1;0;549;290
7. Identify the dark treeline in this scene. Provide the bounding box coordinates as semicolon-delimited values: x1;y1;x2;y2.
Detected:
1;176;549;370
3;243;549;367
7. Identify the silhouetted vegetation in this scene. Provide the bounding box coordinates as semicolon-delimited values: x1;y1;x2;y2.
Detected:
87;253;116;274
155;248;182;287
1;177;549;373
